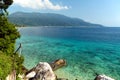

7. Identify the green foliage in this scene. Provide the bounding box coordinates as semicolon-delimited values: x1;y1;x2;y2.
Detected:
0;16;20;55
0;0;13;15
0;51;13;80
0;51;24;80
0;12;24;79
14;53;24;74
0;0;13;9
0;0;24;79
3;0;13;6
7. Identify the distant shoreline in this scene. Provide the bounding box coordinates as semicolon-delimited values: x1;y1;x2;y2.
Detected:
16;25;104;28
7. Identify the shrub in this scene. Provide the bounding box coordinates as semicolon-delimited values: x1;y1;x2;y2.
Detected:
0;51;13;80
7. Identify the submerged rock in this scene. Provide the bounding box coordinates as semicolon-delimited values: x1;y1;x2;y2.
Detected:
24;62;57;80
94;75;115;80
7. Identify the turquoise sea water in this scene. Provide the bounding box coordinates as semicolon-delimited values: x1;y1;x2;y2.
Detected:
16;27;120;80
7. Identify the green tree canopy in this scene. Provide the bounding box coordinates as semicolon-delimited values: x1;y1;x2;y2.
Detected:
0;0;24;79
0;16;20;55
0;0;13;15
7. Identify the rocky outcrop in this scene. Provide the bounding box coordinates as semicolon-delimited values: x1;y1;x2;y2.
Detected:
6;70;16;80
20;59;66;80
23;62;57;80
94;75;115;80
19;59;115;80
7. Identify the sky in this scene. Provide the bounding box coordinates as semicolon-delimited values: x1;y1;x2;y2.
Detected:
8;0;120;27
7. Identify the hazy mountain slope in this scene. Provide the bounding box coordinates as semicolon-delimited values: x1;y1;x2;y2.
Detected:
8;12;103;27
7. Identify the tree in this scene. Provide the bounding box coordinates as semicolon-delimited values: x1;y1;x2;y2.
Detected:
0;16;20;54
0;0;24;79
0;0;13;15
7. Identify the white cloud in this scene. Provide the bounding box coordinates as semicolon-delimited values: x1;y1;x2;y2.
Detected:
13;0;68;10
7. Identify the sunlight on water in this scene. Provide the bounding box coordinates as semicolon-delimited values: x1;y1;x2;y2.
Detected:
16;27;120;80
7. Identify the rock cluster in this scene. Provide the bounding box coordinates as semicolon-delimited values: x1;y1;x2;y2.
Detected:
24;62;57;80
19;59;115;80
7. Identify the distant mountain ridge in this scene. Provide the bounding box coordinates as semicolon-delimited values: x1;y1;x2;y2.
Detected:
8;12;104;27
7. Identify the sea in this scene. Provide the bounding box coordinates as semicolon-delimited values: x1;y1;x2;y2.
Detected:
16;27;120;80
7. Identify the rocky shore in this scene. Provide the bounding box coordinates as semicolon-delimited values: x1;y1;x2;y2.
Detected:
19;59;66;80
20;59;115;80
6;59;115;80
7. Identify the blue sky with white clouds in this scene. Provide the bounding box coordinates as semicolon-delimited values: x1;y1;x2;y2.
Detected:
8;0;120;27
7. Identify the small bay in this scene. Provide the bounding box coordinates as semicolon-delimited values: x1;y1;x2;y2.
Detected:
16;27;120;80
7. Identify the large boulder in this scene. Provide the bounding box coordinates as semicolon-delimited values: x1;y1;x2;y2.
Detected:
94;75;115;80
24;62;57;80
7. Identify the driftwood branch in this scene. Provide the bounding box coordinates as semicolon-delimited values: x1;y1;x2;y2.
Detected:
49;59;66;71
14;43;21;54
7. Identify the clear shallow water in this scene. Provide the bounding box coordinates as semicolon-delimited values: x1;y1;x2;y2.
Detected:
16;27;120;80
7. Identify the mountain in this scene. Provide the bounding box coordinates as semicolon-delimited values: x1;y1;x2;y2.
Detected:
8;12;103;27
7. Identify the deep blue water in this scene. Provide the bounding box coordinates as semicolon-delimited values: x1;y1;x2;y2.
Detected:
18;27;120;43
17;27;120;80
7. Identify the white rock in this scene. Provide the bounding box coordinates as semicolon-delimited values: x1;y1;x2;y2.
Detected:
95;75;115;80
25;62;56;80
26;71;36;78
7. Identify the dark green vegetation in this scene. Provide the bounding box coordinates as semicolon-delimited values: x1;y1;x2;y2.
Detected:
0;0;24;79
0;16;20;54
0;0;13;9
8;12;103;27
0;0;13;15
0;51;13;79
0;16;24;80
